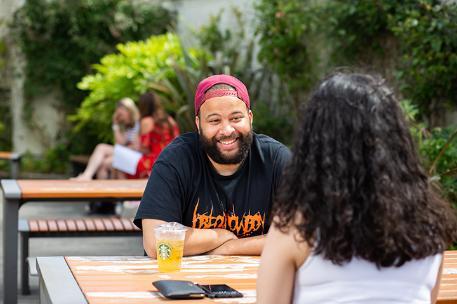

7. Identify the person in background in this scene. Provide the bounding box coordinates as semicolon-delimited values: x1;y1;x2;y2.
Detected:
122;91;180;179
257;72;457;304
134;74;291;258
73;97;140;181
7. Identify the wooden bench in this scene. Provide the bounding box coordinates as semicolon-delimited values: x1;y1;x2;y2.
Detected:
0;151;21;178
19;217;141;295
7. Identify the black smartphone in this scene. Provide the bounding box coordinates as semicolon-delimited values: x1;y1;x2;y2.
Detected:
197;284;243;298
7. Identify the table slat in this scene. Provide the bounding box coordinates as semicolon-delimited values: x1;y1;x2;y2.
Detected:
16;179;147;200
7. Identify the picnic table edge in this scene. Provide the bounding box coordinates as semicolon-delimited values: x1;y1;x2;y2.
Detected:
36;256;88;304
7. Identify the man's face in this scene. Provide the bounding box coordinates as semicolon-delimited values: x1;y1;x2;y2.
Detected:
196;96;253;165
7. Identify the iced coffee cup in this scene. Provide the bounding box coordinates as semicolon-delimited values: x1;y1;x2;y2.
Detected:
154;222;187;272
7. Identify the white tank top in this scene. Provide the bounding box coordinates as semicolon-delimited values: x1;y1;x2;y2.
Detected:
293;253;442;304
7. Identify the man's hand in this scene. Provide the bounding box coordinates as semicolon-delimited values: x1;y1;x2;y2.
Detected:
207;234;266;256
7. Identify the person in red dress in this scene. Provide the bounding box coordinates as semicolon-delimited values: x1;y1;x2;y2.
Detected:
127;92;180;179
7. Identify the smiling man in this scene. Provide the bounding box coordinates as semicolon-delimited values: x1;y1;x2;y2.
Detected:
134;74;291;257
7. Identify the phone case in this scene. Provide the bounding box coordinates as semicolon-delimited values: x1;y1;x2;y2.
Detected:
153;280;206;299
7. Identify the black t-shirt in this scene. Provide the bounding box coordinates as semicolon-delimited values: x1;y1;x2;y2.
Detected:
134;132;291;238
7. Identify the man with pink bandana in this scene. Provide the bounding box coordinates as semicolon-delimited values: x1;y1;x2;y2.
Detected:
134;74;291;257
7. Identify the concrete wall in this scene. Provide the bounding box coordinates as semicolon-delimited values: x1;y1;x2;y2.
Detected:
171;0;257;47
1;0;67;154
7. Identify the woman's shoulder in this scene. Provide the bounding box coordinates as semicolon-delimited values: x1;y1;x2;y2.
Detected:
140;117;155;134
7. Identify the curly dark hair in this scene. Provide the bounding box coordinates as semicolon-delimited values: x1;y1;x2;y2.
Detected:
273;72;457;267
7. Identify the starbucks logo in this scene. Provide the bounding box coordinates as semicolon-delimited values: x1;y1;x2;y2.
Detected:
158;243;171;259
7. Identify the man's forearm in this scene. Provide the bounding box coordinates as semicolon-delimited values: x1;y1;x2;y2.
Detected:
183;228;237;256
208;235;266;256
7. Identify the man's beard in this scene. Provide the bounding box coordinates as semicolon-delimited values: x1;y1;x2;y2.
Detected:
199;130;253;165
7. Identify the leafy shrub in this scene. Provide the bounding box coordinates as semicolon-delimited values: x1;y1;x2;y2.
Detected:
73;33;207;148
419;128;457;205
21;144;68;174
390;2;457;123
321;1;457;123
255;0;320;103
12;0;176;108
326;1;409;65
401;100;457;206
0;36;10;150
255;0;457;125
0;38;5;70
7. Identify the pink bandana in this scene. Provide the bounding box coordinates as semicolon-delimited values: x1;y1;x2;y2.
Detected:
194;74;250;115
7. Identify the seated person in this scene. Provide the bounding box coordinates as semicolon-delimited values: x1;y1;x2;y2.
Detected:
257;72;457;304
73;98;140;180
123;92;180;179
134;74;291;257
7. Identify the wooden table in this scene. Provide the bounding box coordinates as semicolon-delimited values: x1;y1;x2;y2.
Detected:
1;179;147;304
37;251;457;304
37;255;258;304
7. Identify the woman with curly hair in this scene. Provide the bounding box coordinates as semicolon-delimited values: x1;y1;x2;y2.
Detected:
257;73;457;304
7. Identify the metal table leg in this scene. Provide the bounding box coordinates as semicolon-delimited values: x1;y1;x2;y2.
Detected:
10;153;21;179
2;180;21;304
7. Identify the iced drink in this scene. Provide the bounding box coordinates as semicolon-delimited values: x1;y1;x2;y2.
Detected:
154;222;187;272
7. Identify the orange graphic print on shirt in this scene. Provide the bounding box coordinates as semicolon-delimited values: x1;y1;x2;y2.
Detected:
191;201;265;237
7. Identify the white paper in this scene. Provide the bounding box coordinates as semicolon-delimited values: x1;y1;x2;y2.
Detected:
112;144;142;175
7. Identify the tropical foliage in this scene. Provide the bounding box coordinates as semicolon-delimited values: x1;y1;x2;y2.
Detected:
12;0;176;108
401;100;457;207
73;33;207;147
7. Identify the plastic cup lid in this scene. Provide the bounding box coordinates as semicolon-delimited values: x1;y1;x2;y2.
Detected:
154;222;187;233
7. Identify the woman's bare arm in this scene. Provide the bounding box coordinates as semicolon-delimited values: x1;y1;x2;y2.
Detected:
257;219;310;304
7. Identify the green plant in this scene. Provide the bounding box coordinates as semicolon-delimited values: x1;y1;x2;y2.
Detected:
255;0;457;126
390;2;457;124
255;0;320;107
12;0;176;109
324;1;457;124
0;35;12;151
73;33;206;148
0;104;11;151
326;1;401;65
21;144;69;174
400;100;457;207
0;38;6;70
420;127;457;206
